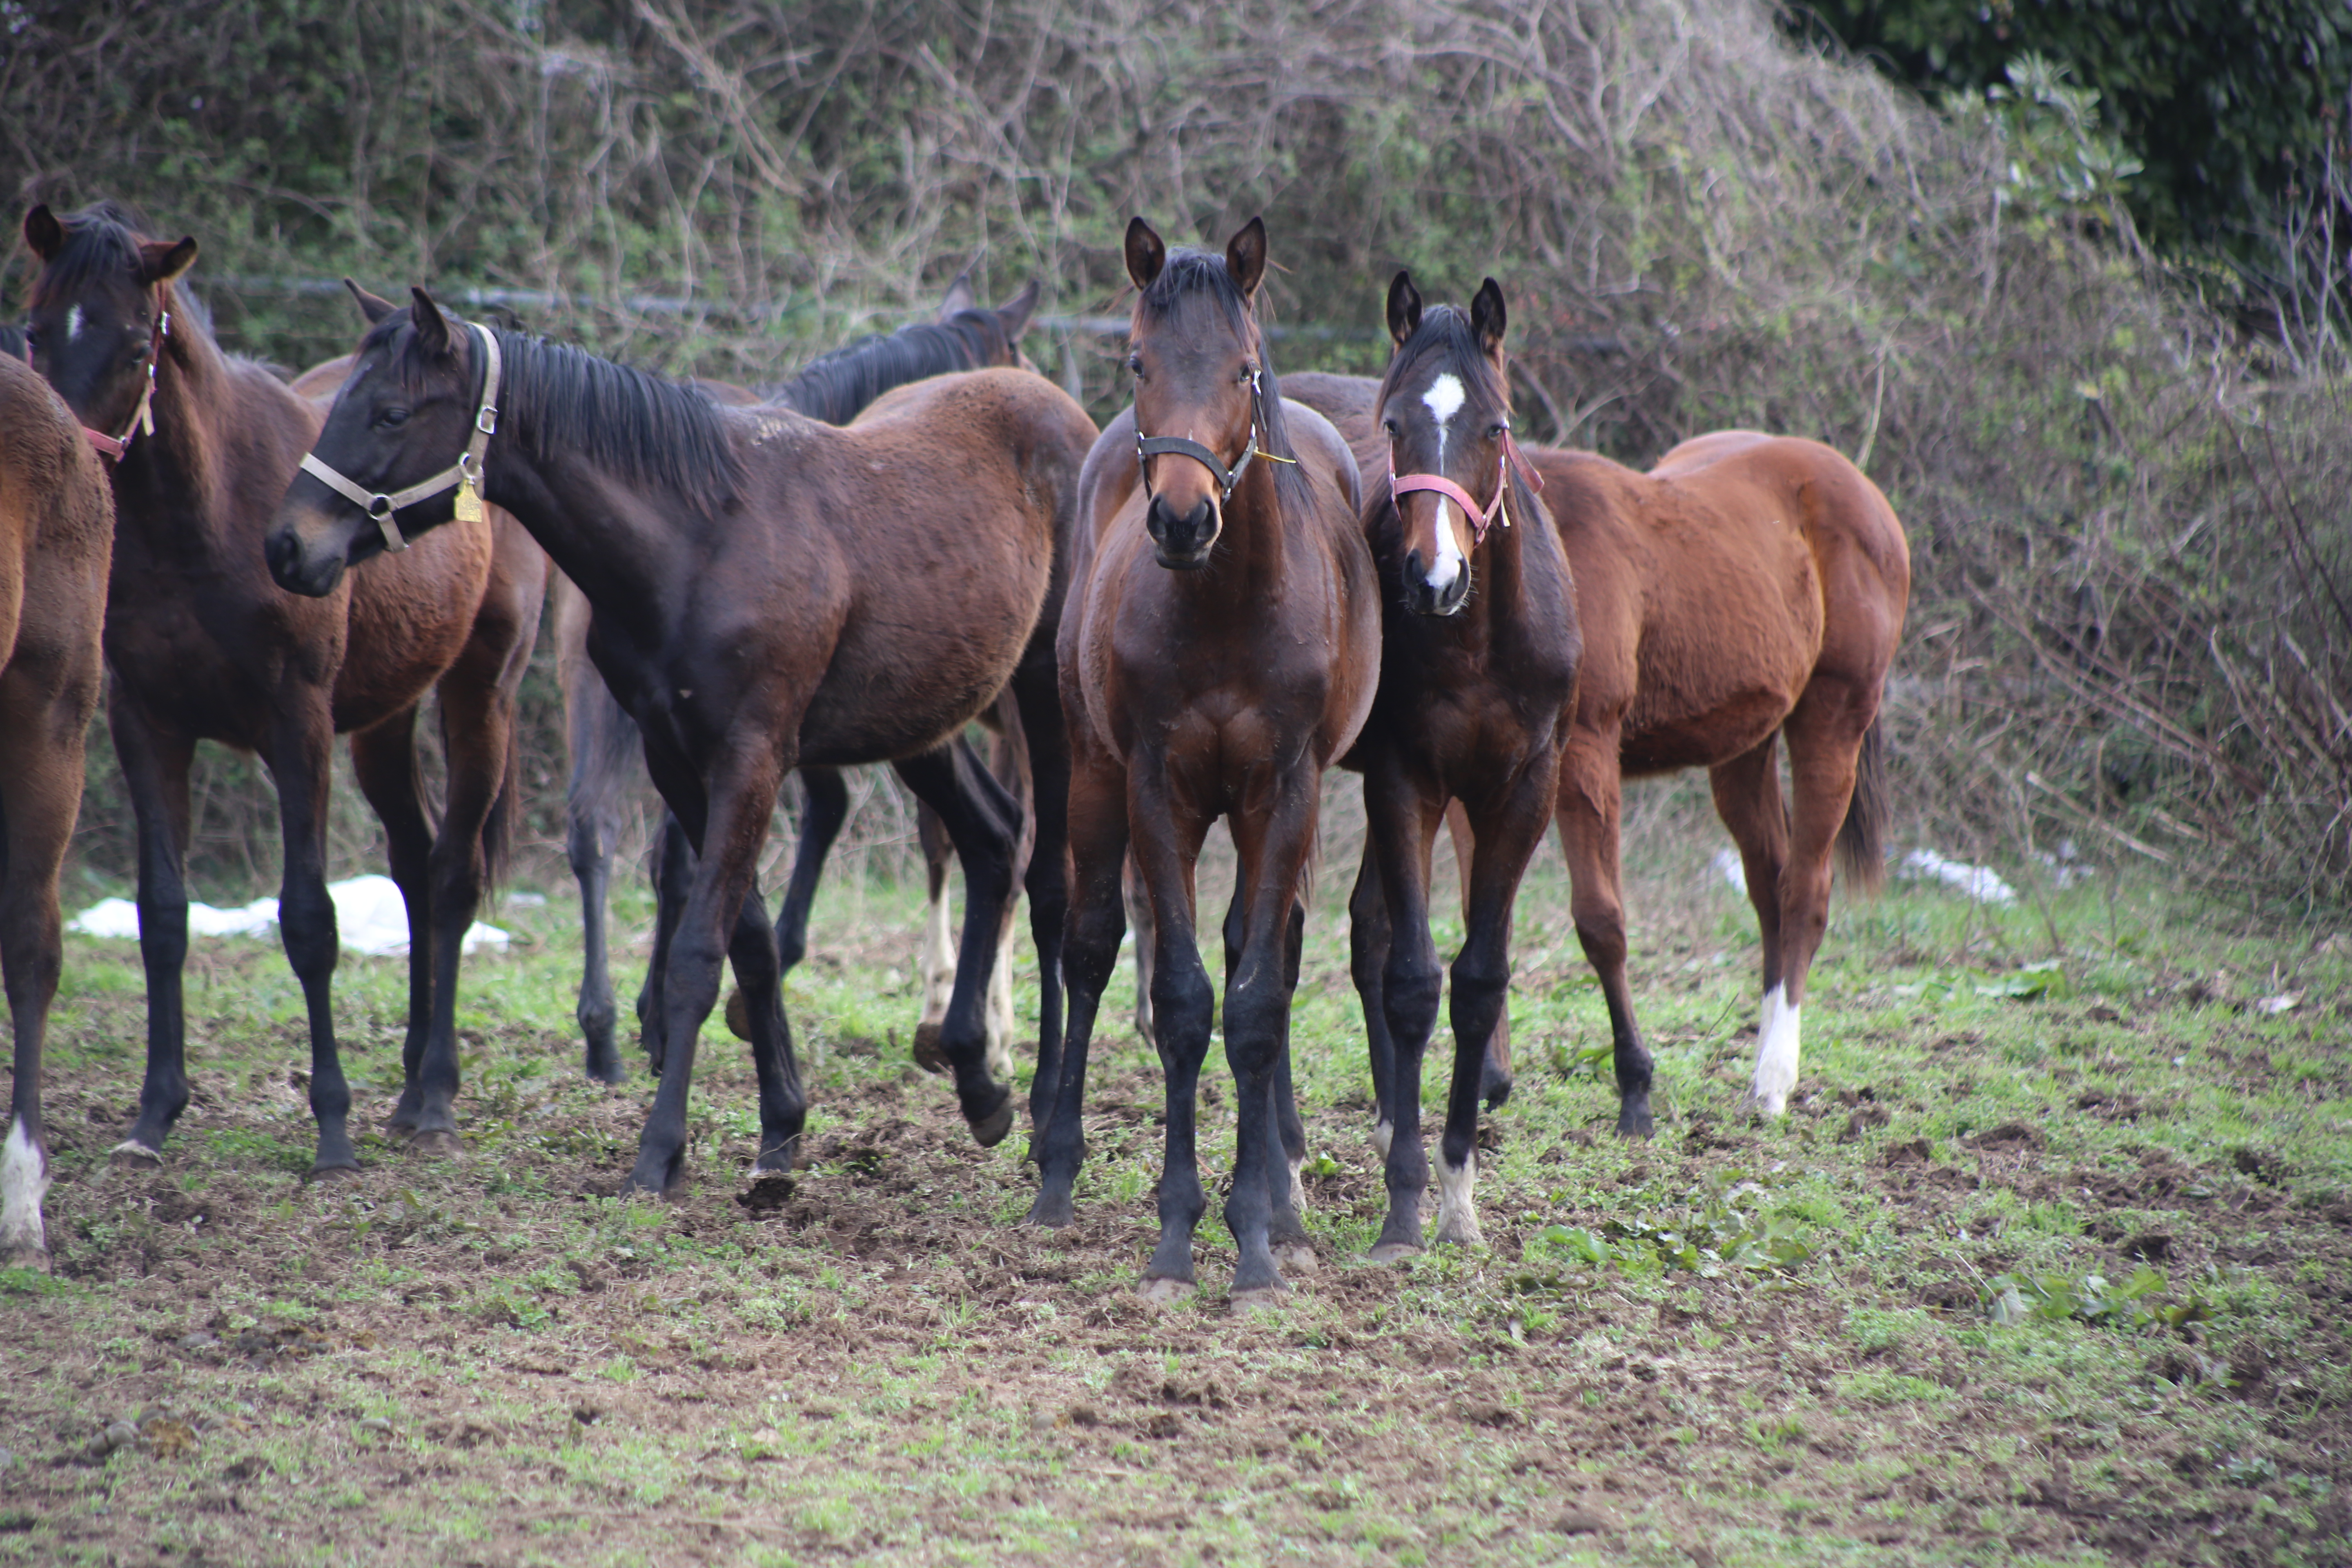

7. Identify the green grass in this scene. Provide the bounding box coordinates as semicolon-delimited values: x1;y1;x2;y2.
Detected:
3;799;2349;1566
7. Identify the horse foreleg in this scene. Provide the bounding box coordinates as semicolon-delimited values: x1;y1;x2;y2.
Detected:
1364;757;1447;1259
0;668;93;1270
1347;845;1397;1157
267;697;357;1176
348;710;434;1136
637;812;694;1077
1028;749;1128;1223
1437;768;1559;1248
1220;771;1323;1304
106;691;195;1166
1557;727;1654;1138
1008;674;1067;1134
893;743;1019;1147
1445;798;1513;1108
626;746;783;1198
728;880;804;1176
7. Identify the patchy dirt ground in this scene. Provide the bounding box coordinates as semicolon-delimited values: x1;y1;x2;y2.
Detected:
4;859;2350;1567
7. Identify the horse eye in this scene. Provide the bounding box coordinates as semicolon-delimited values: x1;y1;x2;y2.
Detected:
1381;418;1399;437
375;406;411;428
1125;354;1142;376
1488;423;1508;439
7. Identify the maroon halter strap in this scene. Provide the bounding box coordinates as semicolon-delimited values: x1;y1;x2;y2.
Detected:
1388;429;1544;548
81;303;171;462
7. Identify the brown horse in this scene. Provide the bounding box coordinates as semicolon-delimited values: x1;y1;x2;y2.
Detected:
1287;358;1908;1134
558;275;1049;1088
0;353;112;1271
1035;218;1379;1305
1331;275;1581;1256
265;288;1096;1196
21;202;547;1171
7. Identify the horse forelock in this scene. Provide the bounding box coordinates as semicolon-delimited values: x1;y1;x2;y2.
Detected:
25;202;157;309
1376;306;1506;436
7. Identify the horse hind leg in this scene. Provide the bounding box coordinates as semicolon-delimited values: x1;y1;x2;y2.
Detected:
910;794;957;1074
348;710;435;1143
1124;853;1156;1046
721;765;846;1043
565;669;637;1085
1709;734;1797;1114
1556;734;1654;1138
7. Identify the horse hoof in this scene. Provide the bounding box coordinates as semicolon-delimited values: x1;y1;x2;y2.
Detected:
968;1097;1016;1150
1024;1190;1074;1229
1367;1240;1421;1265
1433;1221;1485;1249
1136;1275;1191;1306
305;1161;363;1184
722;987;753;1042
1277;1242;1319;1275
584;1059;626;1087
409;1129;463;1159
1227;1284;1290;1314
1615;1099;1655;1140
911;1023;949;1075
109;1141;163;1169
1481;1069;1515;1111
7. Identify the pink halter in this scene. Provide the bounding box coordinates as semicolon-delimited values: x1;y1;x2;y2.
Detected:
1388;428;1544;547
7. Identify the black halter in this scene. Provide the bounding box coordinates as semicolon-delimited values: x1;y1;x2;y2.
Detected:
1135;366;1274;506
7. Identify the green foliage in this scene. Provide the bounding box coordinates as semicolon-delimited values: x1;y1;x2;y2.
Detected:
1522;1172;1816;1281
1978;1263;2213;1332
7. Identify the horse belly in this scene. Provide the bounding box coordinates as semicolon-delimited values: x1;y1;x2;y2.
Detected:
1619;685;1795;776
797;583;1043;766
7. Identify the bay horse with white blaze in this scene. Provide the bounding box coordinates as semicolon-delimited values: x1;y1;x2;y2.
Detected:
266;289;1096;1195
1288;344;1908;1131
1336;274;1580;1256
1037;217;1379;1304
0;352;112;1271
21;202;546;1173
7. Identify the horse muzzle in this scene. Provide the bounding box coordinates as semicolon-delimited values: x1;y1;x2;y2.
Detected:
1147;494;1221;571
264;505;352;599
1402;550;1471;617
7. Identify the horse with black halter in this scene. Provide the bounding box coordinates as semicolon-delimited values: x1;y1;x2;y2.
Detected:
558;275;1055;1092
267;287;1096;1195
0;352;111;1271
1037;218;1379;1305
1334;275;1581;1255
20;202;546;1172
1287;322;1909;1136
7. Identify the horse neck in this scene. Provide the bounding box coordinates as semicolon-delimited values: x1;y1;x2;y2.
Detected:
480;397;684;630
109;297;245;546
1199;458;1293;597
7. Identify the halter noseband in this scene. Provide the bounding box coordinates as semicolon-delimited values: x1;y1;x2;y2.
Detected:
81;299;170;462
1388;425;1544;549
296;322;503;554
1135;365;1280;506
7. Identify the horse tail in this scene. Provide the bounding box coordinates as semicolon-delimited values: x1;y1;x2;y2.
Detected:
1836;715;1891;894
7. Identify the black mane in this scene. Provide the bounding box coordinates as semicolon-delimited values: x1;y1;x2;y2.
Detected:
1133;249;1318;518
370;318;744;516
761;309;1014;421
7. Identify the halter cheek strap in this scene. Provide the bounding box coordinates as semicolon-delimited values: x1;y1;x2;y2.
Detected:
1389;428;1545;548
296;322;503;554
82;308;170;461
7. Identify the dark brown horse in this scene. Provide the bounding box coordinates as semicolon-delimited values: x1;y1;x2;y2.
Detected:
21;202;547;1171
0;352;112;1271
1288;350;1909;1136
1331;275;1581;1255
1035;218;1379;1305
559;274;1049;1088
266;290;1096;1195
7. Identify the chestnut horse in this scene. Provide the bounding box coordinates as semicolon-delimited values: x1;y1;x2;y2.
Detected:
1036;218;1379;1305
561;274;1051;1088
1288;354;1908;1134
267;289;1096;1195
0;354;112;1271
21;203;546;1172
1334;275;1581;1256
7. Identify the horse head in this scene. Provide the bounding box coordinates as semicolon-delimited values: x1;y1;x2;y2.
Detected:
20;203;194;456
1376;273;1529;618
266;283;489;596
1123;215;1272;570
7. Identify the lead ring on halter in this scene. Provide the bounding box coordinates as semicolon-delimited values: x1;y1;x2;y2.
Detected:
296;321;503;554
1388;426;1545;548
1135;365;1281;506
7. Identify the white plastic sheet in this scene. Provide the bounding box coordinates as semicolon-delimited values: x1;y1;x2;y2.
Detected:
69;874;508;958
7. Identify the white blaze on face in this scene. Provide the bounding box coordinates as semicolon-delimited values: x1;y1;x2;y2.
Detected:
1;1116;49;1258
1749;983;1802;1115
65;304;84;343
1419;372;1468;590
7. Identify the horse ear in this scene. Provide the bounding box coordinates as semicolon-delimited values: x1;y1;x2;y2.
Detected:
1226;216;1267;300
936;269;977;321
138;237;199;285
1385;270;1423;348
1125;217;1166;292
343;278;398;325
22;205;65;261
994;278;1041;341
1470;277;1508;355
408;286;456;357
